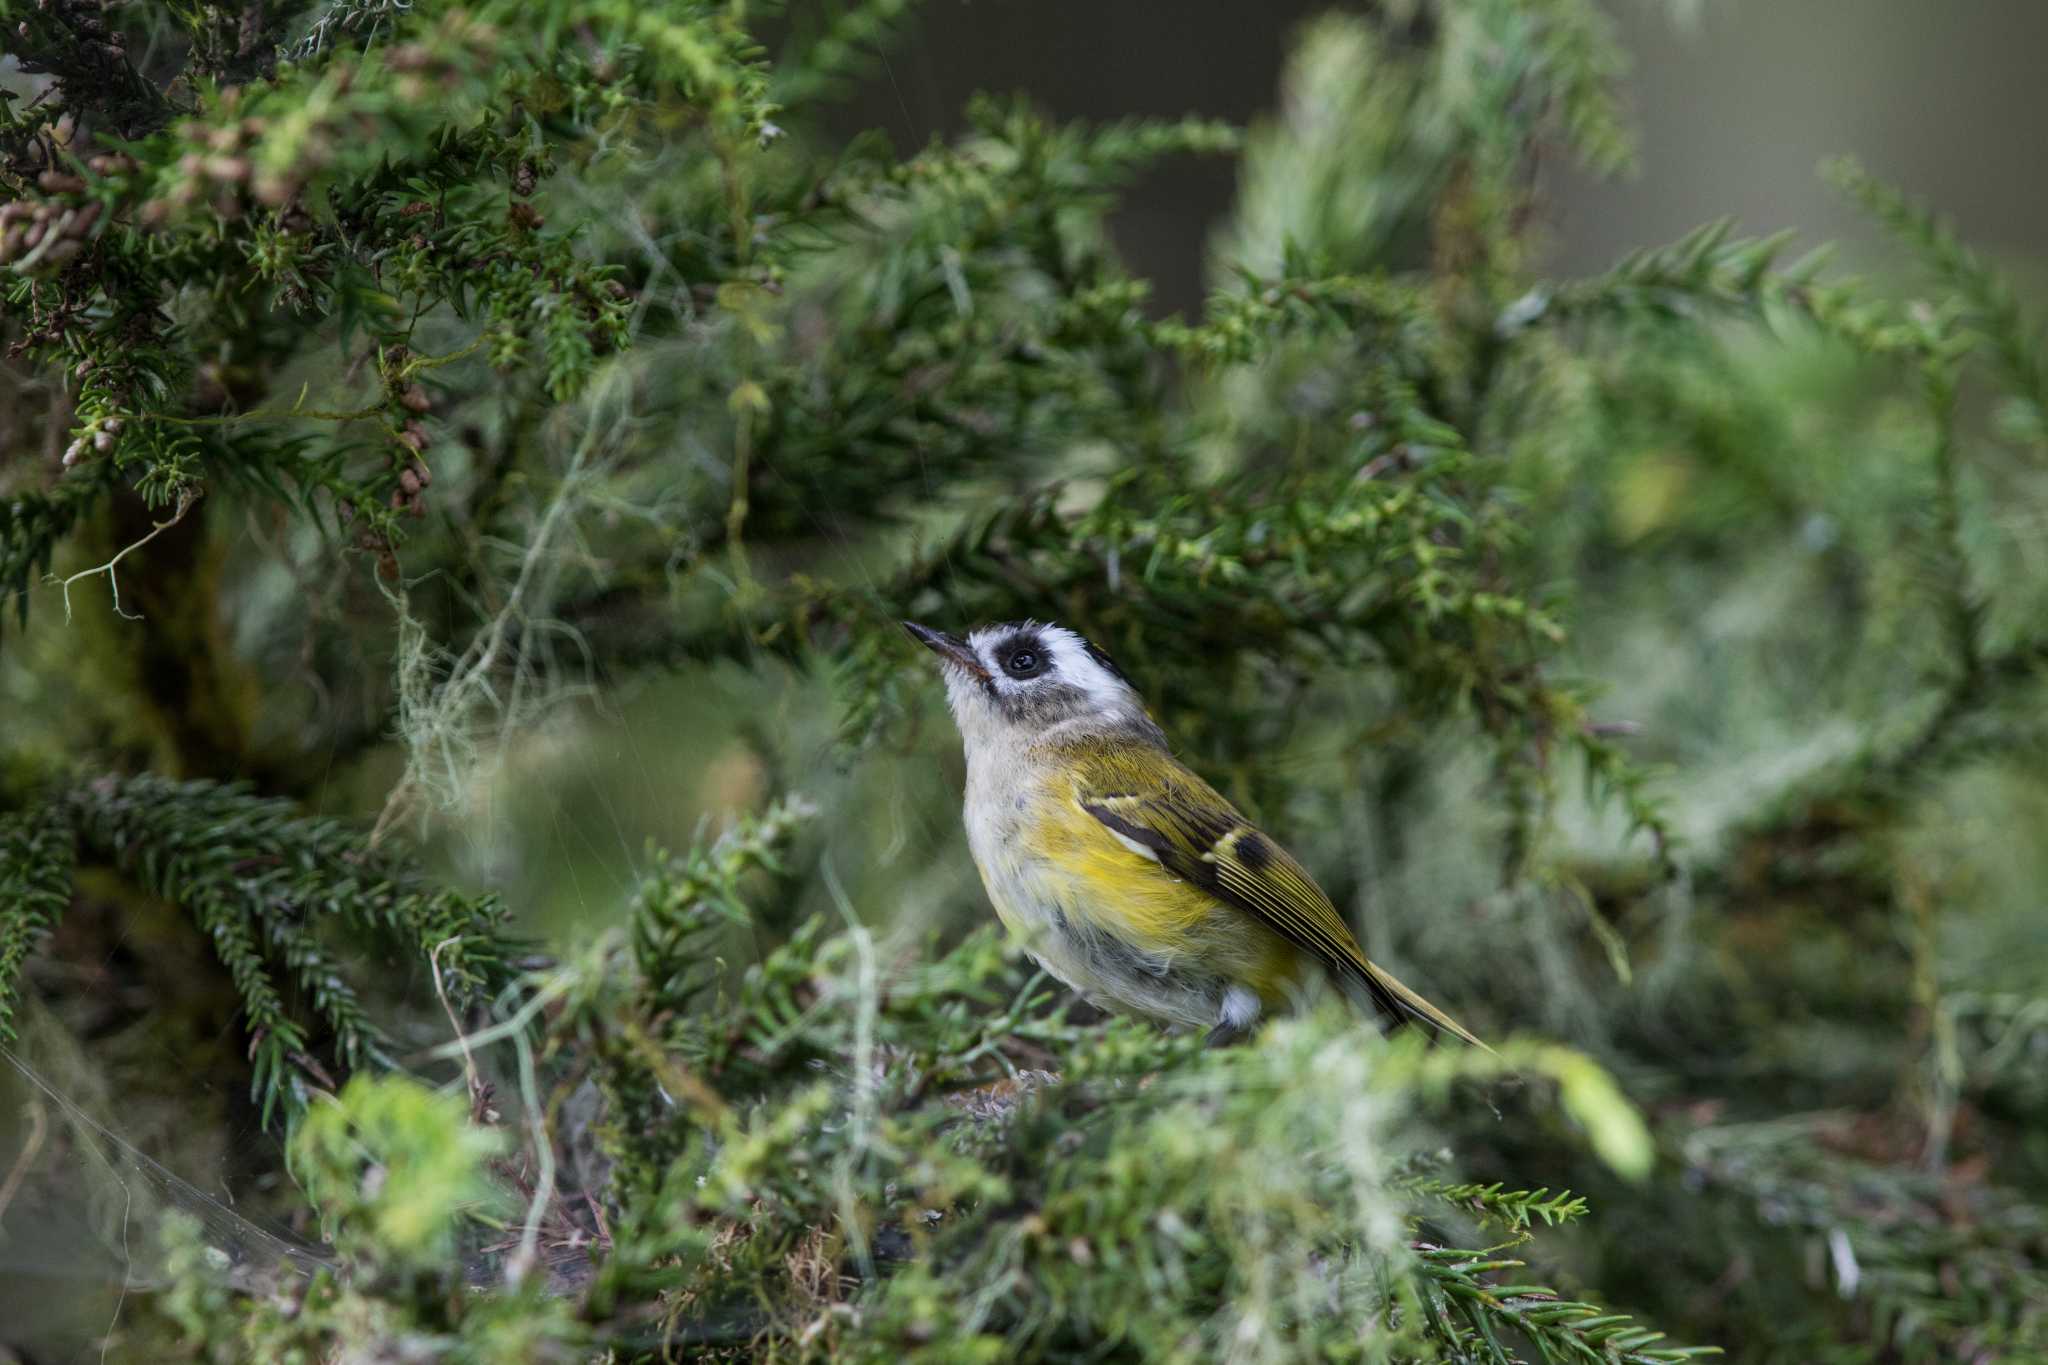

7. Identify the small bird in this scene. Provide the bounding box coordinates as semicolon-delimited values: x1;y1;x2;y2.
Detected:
905;619;1484;1048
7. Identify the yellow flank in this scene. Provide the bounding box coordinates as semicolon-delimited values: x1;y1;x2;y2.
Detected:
991;737;1490;1048
1020;780;1309;1004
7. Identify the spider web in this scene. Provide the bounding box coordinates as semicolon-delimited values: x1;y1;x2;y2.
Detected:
0;1041;332;1298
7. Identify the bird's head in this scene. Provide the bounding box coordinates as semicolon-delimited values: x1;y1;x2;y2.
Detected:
903;619;1162;749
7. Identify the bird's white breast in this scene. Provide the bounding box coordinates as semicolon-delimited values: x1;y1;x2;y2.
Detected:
961;745;1057;939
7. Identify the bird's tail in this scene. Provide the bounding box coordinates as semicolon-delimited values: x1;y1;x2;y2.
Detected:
1358;959;1493;1053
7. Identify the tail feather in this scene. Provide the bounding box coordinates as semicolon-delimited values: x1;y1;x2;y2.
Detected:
1358;960;1493;1052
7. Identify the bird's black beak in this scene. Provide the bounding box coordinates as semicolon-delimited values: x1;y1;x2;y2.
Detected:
902;621;989;680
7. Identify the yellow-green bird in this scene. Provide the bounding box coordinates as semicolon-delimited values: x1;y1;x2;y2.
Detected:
905;619;1485;1048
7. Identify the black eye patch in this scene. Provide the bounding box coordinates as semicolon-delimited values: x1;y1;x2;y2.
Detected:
1002;646;1045;678
997;631;1049;678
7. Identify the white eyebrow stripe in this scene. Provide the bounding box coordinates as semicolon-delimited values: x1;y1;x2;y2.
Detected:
1043;625;1130;708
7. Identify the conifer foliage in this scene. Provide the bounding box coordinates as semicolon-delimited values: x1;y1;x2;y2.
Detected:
4;1;2047;1361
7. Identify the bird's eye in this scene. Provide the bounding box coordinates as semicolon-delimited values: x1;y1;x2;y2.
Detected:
1003;649;1042;677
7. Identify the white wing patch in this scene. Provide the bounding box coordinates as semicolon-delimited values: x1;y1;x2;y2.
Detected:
1105;825;1160;862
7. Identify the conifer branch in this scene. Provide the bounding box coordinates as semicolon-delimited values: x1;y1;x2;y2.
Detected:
0;805;75;1042
0;775;514;1120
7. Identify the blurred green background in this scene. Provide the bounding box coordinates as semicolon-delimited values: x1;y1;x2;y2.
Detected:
824;2;2048;293
433;0;2048;956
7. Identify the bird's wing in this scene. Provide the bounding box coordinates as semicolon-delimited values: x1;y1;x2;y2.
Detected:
1066;743;1486;1048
